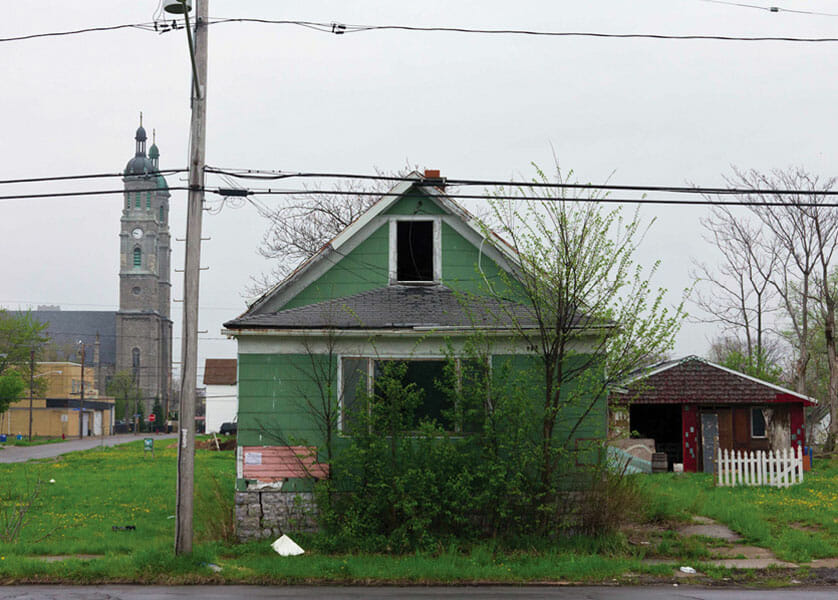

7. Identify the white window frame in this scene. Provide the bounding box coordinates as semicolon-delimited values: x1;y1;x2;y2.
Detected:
388;216;442;284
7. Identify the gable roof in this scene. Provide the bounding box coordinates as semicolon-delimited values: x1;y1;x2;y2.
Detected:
615;355;816;406
203;358;237;385
242;174;520;318
225;284;543;331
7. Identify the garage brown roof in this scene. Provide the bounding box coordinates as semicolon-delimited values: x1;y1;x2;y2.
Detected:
203;359;237;385
615;356;816;406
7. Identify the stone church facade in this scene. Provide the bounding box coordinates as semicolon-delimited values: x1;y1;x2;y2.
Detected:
31;119;173;418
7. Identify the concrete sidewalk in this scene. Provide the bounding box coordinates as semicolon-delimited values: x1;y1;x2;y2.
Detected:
0;433;178;463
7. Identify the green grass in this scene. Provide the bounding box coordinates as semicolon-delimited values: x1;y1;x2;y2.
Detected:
638;461;838;562
1;441;835;583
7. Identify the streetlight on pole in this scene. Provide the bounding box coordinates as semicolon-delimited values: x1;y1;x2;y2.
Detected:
78;341;86;439
165;0;208;556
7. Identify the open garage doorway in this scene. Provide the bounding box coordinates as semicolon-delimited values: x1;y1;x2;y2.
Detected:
629;404;683;470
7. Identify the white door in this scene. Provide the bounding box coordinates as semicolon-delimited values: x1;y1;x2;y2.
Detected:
93;411;103;436
82;413;89;437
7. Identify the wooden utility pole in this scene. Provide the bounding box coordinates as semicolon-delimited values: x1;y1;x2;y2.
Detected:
175;0;208;556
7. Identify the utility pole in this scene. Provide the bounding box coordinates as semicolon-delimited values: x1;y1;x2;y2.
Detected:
79;342;86;439
28;350;34;442
172;0;208;556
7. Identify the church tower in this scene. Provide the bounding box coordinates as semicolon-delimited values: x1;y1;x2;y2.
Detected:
116;116;173;419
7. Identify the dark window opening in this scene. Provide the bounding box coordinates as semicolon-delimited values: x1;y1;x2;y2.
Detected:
397;220;434;281
341;357;483;433
375;359;450;429
132;348;141;383
751;407;766;438
629;403;683;470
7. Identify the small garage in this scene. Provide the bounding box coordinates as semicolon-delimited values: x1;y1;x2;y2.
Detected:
610;356;815;473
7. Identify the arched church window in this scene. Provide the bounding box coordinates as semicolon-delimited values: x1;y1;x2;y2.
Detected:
132;348;140;383
125;195;130;210
146;192;151;210
133;247;142;268
159;205;165;222
134;192;141;209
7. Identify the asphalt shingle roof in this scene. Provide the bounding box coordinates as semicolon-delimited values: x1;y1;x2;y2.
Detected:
225;285;539;331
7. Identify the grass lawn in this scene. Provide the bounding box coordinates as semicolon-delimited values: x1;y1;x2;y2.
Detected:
638;459;838;563
0;439;835;584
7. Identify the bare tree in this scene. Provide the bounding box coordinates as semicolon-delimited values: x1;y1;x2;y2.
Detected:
692;204;778;364
698;167;838;448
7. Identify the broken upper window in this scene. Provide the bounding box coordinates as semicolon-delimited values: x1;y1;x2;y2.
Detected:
396;220;434;282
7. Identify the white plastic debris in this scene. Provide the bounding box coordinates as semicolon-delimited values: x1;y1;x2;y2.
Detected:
679;566;696;574
49;479;56;484
271;534;304;556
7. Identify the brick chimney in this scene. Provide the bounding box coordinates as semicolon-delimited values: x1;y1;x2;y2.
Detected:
422;169;445;189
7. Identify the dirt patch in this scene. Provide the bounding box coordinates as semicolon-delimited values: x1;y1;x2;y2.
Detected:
33;555;102;562
679;517;742;542
166;437;236;451
197;437;236;451
790;521;823;533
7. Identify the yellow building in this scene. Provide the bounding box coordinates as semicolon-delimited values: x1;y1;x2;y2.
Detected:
0;362;115;439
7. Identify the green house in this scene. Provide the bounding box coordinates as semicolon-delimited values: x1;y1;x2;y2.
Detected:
223;172;607;540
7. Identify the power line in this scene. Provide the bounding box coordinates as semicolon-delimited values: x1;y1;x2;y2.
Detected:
8;17;838;45
0;169;187;186
0;21;169;43
0;187;190;202
207;17;838;43
206;167;838;197
695;0;838;18
220;187;838;208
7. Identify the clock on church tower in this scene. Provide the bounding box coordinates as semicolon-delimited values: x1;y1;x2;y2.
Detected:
116;116;173;423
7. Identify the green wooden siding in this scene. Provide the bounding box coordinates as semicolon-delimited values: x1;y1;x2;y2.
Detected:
280;226;389;310
491;354;607;444
281;210;515;310
237;352;605;464
383;190;446;215
237;353;336;448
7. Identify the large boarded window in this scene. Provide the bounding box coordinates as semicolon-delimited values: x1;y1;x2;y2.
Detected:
396;220;434;281
340;357;484;433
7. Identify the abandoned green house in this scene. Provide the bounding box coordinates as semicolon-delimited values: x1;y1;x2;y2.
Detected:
222;171;608;540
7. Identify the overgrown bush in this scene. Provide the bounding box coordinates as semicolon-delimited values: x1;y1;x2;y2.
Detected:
313;357;645;552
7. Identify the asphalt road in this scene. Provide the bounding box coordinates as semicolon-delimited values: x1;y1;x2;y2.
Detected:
0;586;835;599
0;433;178;463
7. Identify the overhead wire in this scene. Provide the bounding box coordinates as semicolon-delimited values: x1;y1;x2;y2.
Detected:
0;169;187;186
7;17;838;44
206;17;838;43
695;0;838;18
220;187;838;208
205;166;838;197
0;21;171;43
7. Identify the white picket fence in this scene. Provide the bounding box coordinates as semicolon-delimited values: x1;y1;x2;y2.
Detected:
716;446;804;488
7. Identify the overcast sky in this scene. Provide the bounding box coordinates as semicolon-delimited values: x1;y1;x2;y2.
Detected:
3;0;838;380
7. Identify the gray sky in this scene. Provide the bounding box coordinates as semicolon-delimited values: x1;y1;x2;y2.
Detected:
3;0;838;380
